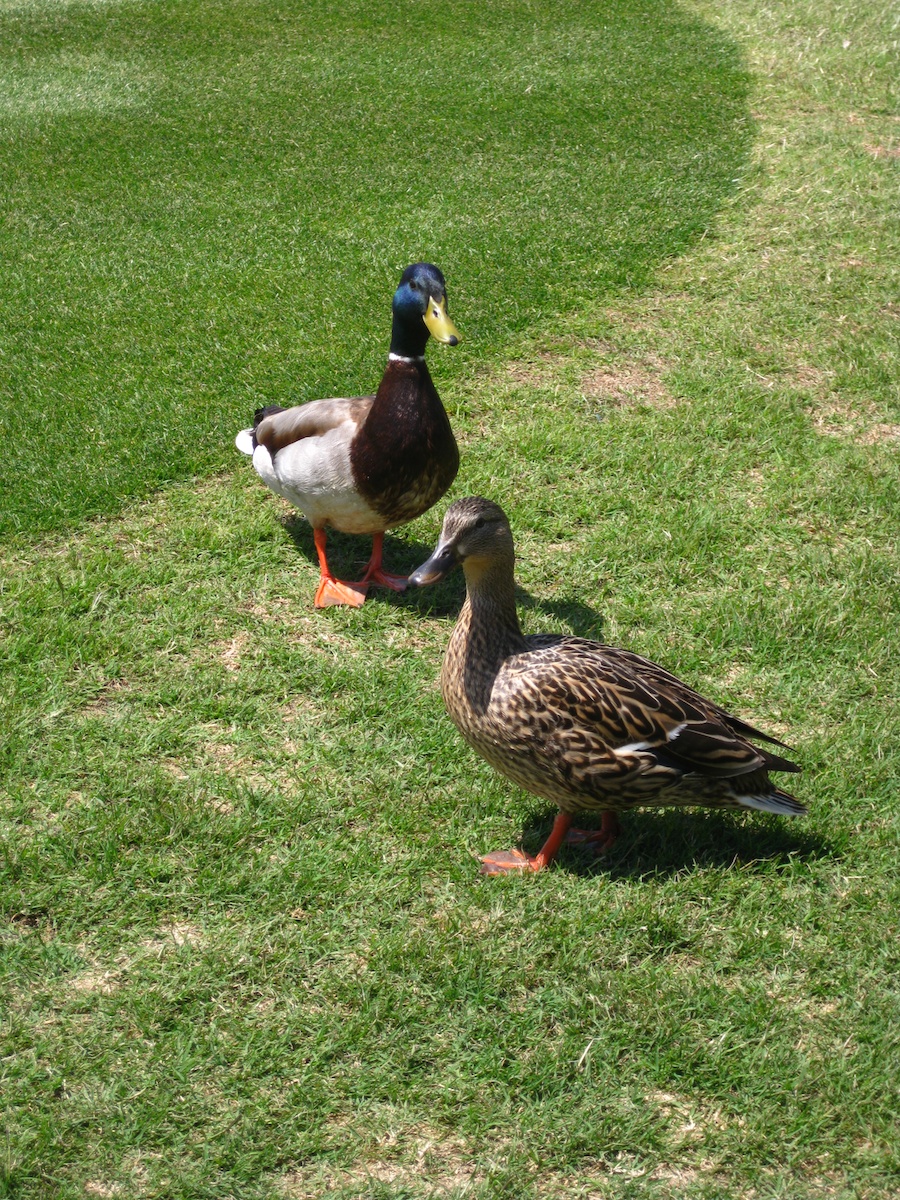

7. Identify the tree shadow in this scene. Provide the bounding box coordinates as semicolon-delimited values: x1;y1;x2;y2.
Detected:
4;0;754;540
515;805;835;880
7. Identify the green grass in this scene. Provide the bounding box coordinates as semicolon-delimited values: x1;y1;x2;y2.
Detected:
0;0;750;539
2;0;900;1197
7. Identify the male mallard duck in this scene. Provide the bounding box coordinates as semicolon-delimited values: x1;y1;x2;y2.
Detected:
235;263;461;607
410;497;805;874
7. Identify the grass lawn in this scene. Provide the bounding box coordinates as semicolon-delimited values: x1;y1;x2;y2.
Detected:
1;0;899;1197
0;0;749;541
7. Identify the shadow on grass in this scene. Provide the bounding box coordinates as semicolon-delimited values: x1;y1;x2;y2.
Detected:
283;514;608;635
517;805;835;880
281;515;439;596
517;589;606;640
1;0;753;540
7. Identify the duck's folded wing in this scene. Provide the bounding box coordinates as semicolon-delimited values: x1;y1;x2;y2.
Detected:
600;645;798;754
255;395;373;456
599;647;801;775
512;640;798;784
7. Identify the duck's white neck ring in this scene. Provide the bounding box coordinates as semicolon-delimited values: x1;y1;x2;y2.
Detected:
388;352;425;363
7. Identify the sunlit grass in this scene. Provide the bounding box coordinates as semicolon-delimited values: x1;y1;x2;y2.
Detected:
1;0;899;1197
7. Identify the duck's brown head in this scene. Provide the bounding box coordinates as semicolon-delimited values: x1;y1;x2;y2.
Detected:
409;497;514;587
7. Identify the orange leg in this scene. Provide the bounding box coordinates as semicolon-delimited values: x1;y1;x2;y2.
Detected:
479;810;574;875
312;528;369;608
564;810;620;852
356;531;408;593
479;810;620;876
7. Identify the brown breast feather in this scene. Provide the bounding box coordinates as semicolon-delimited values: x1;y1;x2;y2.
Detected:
350;360;459;525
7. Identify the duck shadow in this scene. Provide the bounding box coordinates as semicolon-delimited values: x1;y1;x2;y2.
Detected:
406;578;607;629
517;806;835;880
280;516;435;593
282;515;607;633
515;588;605;640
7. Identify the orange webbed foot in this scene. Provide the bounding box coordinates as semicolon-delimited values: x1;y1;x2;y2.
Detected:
564;812;620;853
479;849;542;875
314;576;369;608
312;528;369;608
479;811;577;876
356;531;408;593
359;567;408;593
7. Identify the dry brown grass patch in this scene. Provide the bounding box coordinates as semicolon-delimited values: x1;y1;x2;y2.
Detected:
863;142;900;159
580;360;675;410
810;395;900;444
77;678;131;718
70;968;121;995
504;344;677;412
139;921;205;954
857;423;900;445
219;629;250;671
646;1089;735;1143
505;355;557;387
162;758;189;781
649;1161;725;1189
280;1127;479;1198
790;364;832;393
163;726;268;793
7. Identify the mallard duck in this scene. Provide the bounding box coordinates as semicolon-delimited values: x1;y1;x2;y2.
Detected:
410;497;805;874
235;263;461;607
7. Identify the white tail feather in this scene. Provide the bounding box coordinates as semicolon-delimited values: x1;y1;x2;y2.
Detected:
235;429;254;456
738;792;807;817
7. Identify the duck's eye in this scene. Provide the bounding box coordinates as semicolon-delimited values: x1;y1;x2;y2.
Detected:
409;280;419;290
474;517;486;529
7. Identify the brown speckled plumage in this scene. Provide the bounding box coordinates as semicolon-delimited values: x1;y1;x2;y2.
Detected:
410;498;805;871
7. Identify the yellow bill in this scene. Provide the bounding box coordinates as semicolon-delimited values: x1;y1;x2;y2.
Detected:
423;295;461;345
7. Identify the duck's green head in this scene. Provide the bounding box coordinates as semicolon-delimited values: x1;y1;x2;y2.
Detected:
409;497;514;587
391;262;461;358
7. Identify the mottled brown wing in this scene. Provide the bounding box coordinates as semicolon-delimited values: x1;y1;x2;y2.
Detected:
255;396;373;455
513;637;786;782
594;644;801;774
590;644;797;752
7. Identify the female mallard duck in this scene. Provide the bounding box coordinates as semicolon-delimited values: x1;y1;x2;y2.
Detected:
410;497;805;874
235;263;461;608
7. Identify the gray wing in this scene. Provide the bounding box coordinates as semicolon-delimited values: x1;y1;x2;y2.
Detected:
255;395;373;456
